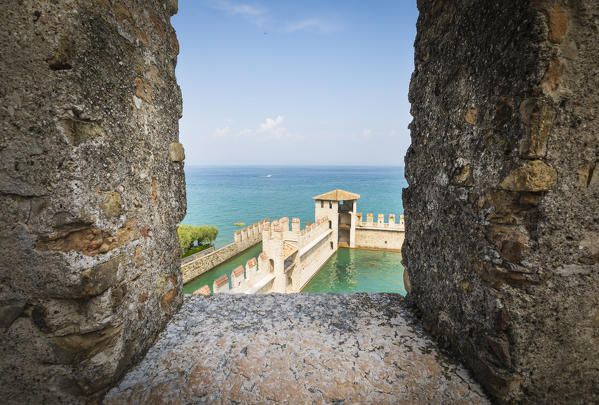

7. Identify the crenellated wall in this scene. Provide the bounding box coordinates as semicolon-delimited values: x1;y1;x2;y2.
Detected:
194;254;275;295
298;218;330;247
356;213;405;230
193;217;336;295
293;218;335;291
181;220;266;284
354;213;405;250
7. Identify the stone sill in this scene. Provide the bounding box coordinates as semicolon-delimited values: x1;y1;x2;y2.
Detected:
105;294;489;404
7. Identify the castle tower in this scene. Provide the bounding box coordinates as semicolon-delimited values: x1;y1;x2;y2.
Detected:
312;189;360;249
262;221;285;293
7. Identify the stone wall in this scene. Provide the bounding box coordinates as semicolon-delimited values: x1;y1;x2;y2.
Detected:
181;221;264;284
354;229;404;251
295;229;336;291
0;1;185;403
404;0;598;403
180;245;214;265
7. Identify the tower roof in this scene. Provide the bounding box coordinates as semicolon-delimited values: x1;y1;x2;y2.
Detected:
312;189;360;201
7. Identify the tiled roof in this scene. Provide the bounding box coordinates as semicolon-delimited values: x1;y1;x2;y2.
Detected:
312;189;360;201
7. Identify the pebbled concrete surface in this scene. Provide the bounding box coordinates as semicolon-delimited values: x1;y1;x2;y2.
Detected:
105;294;489;404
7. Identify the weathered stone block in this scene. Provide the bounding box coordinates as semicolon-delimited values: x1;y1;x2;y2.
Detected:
169;142;185;162
80;254;123;297
518;98;554;158
60;118;106;146
547;4;569;44
499;160;557;192
100;191;122;217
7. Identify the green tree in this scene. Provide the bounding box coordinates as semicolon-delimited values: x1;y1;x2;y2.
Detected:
177;224;218;253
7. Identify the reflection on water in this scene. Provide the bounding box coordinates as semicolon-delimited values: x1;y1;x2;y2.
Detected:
301;248;405;295
183;245;405;295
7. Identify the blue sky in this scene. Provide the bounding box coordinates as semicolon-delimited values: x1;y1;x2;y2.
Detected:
172;1;418;166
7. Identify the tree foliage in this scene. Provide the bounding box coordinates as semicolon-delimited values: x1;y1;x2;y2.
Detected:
177;224;218;253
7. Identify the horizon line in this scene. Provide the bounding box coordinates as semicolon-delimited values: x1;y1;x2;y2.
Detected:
184;164;405;168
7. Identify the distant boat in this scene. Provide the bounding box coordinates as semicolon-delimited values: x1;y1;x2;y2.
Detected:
234;222;245;226
266;174;272;178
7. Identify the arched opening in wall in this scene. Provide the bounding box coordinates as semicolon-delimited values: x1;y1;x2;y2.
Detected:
172;2;416;296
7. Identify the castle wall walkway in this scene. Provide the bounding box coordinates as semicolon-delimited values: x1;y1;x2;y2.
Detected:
104;294;489;404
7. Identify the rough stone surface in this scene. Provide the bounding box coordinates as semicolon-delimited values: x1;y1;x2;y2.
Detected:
0;1;185;403
404;1;599;403
105;294;489;404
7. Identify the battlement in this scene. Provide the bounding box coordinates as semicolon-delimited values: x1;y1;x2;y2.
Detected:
192;285;211;295
356;213;405;230
262;216;303;242
183;219;267;285
233;219;267;243
195;253;274;294
298;217;329;249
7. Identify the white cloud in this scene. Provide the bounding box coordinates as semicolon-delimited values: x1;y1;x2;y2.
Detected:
212;115;293;139
258;115;287;138
362;129;373;137
209;0;267;26
212;126;231;137
286;18;340;33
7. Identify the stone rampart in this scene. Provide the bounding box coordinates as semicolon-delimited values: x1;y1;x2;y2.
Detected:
354;213;405;251
355;228;404;251
181;220;265;284
298;218;330;247
197;217;335;294
295;229;336;290
190;251;274;295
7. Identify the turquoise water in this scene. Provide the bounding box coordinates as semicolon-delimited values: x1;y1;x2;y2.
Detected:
183;245;406;295
183;166;406;248
182;166;406;293
182;243;263;294
302;248;406;295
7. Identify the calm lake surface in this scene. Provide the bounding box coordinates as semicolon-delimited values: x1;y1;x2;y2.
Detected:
302;248;406;295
